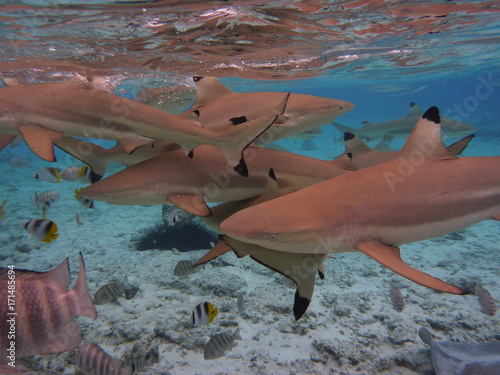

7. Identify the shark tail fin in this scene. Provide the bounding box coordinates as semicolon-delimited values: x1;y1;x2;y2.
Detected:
216;93;290;176
54;137;111;182
357;240;467;295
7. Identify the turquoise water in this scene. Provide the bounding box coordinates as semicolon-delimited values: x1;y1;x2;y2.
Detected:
0;1;499;374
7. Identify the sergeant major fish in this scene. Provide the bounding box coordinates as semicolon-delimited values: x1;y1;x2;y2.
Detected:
76;343;133;375
204;329;241;360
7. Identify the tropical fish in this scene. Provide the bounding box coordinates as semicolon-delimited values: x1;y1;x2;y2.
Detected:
178;76;354;144
0;200;6;222
173;260;201;277
334;102;478;141
23;218;59;242
34;190;61;207
34;167;62;183
0;253;96;373
473;283;497;316
419;327;500;375
189;302;218;327
0;79;289;175
93;277;138;305
8;156;29;168
75;212;84;226
75;188;95;209
62;165;92;183
390;285;405;312
123;347;159;373
221;106;499;296
203;329;242;360
76;343;133;375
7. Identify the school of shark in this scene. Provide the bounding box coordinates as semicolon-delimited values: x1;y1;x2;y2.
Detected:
0;74;498;374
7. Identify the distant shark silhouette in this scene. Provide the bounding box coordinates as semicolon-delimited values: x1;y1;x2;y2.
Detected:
0;79;286;176
221;106;499;295
334;102;478;141
178;76;354;143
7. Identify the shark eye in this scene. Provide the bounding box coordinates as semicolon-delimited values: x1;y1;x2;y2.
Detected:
269;234;278;241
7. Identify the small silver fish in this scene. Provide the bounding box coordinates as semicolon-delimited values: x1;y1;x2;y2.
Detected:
76;212;84;226
237;292;245;315
34;167;62;183
204;329;242;360
173;260;200;277
34;190;61;207
390;284;405;313
93;277;138;305
76;343;133;375
8;156;30;168
473;283;497;316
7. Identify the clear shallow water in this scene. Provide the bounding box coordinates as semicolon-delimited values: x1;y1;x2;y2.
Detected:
0;1;499;374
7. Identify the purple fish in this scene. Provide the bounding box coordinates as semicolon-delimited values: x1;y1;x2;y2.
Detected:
76;343;133;375
0;253;96;374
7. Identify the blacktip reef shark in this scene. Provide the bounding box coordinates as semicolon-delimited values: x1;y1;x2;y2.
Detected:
334;102;478;141
0;79;287;176
177;77;354;143
221;106;500;295
196;169;326;320
340;132;474;169
79;141;354;216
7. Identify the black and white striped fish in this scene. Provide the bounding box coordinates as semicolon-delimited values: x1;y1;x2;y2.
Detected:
62;166;92;183
204;329;241;360
189;302;218;327
34;190;61;207
173;260;201;277
76;343;133;375
34;167;62;183
23;218;59;242
94;277;138;305
473;283;497;316
390;284;405;312
75;188;95;209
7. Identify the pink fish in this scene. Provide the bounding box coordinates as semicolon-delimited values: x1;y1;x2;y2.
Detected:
0;253;96;374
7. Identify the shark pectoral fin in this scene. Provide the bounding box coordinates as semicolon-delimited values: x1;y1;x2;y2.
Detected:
223;235;325;320
168;194;212;217
0;134;18;151
119;135;153;154
356;240;467;295
194;240;233;266
17;124;63;162
218;93;290;176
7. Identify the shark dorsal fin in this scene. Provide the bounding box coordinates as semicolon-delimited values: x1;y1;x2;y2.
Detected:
398;106;457;161
192;76;234;107
344;132;373;155
406;102;424;117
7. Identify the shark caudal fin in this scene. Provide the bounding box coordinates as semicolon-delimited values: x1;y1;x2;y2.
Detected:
446;134;474;156
216;93;290;176
222;235;326;320
54;137;111;182
356;240;467;295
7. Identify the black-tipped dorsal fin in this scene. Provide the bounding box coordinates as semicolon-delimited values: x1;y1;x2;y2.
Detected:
344;132;373;155
406;102;424;117
398;106;457;161
192;76;234;107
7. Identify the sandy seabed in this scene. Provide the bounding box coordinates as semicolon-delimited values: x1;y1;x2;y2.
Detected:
0;137;498;375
